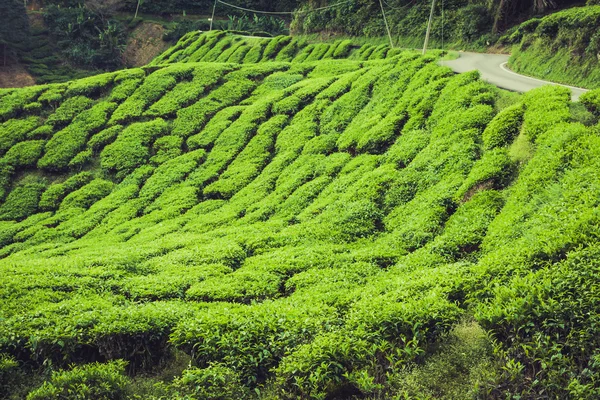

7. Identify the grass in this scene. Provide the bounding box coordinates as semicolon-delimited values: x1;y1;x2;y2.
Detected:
0;30;600;399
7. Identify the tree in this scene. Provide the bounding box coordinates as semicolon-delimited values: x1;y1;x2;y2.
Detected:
84;0;121;22
489;0;573;33
0;0;30;66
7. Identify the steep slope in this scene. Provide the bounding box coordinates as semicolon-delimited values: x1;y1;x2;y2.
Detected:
0;41;600;398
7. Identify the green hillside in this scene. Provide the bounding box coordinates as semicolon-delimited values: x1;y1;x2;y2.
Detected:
503;5;600;89
150;31;403;66
1;32;600;398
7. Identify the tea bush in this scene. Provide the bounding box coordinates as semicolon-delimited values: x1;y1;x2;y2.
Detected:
580;88;600;117
27;360;130;400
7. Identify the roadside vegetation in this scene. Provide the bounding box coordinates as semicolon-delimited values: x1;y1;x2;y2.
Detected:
502;3;600;89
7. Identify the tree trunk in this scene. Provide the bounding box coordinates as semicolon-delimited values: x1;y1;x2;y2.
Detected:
492;0;506;34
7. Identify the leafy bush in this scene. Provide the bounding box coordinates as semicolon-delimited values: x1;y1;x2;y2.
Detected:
170;364;249;399
482;102;524;149
46;96;94;127
3;140;46;167
0;117;40;156
43;5;126;69
580;88;600;117
27;360;130;400
38;102;116;171
0;175;47;221
39;172;94;211
3;40;600;400
101;118;169;179
522;86;571;141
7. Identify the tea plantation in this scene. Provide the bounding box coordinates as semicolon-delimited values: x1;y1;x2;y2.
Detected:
149;31;402;66
1;31;600;399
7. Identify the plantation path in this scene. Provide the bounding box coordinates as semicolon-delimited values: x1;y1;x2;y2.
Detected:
441;51;588;101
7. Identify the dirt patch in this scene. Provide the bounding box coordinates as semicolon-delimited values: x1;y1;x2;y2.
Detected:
0;63;36;88
123;22;170;67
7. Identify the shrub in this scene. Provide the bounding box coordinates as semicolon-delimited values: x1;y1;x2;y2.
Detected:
60;179;115;210
172;73;257;139
39;172;94;211
455;149;516;202
204;115;288;199
27;125;54;140
38;102;116;171
140;150;205;202
3;140;46;168
0;117;40;156
46;96;94;127
522;86;571;142
145;65;230;118
0;175;47;221
333;39;353;58
101;118;169;179
150;135;183;165
65;72;115;98
110;69;179;124
171;364;249;399
106;78;142;103
186;106;243;150
0;161;14;201
26;360;130;400
482;102;524;149
88;125;122;153
580;88;600;117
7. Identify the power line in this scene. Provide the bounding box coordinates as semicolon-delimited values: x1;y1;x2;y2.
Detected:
216;0;355;16
382;0;421;11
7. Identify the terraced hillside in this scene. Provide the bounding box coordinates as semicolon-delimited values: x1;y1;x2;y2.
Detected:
150;31;403;66
1;36;600;398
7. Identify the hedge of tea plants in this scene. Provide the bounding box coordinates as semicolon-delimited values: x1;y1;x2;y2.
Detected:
149;31;402;66
0;33;600;399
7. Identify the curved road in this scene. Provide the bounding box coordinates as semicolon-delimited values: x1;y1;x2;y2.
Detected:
441;52;588;101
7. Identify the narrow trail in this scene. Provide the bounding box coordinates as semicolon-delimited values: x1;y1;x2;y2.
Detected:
441;52;589;101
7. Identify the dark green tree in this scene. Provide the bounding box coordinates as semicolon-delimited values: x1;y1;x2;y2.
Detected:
0;0;30;66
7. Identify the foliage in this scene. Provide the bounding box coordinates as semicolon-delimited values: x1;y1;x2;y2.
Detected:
1;35;600;400
507;6;600;89
43;4;127;69
227;14;288;36
580;88;600;117
26;360;130;400
150;31;395;66
0;0;29;65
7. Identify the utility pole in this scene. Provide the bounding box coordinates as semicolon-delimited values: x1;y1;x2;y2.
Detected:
422;0;436;54
134;0;144;19
378;0;394;49
210;0;217;31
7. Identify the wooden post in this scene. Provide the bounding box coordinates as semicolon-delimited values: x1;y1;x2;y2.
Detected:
210;0;217;31
378;0;394;49
134;0;141;19
423;0;436;54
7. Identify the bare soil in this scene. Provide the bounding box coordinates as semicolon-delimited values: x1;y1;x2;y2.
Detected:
123;22;171;67
0;63;36;88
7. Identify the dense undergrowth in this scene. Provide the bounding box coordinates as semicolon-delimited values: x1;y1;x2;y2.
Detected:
0;30;600;399
503;5;600;89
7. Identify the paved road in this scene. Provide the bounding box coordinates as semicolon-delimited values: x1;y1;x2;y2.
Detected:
441;52;588;101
